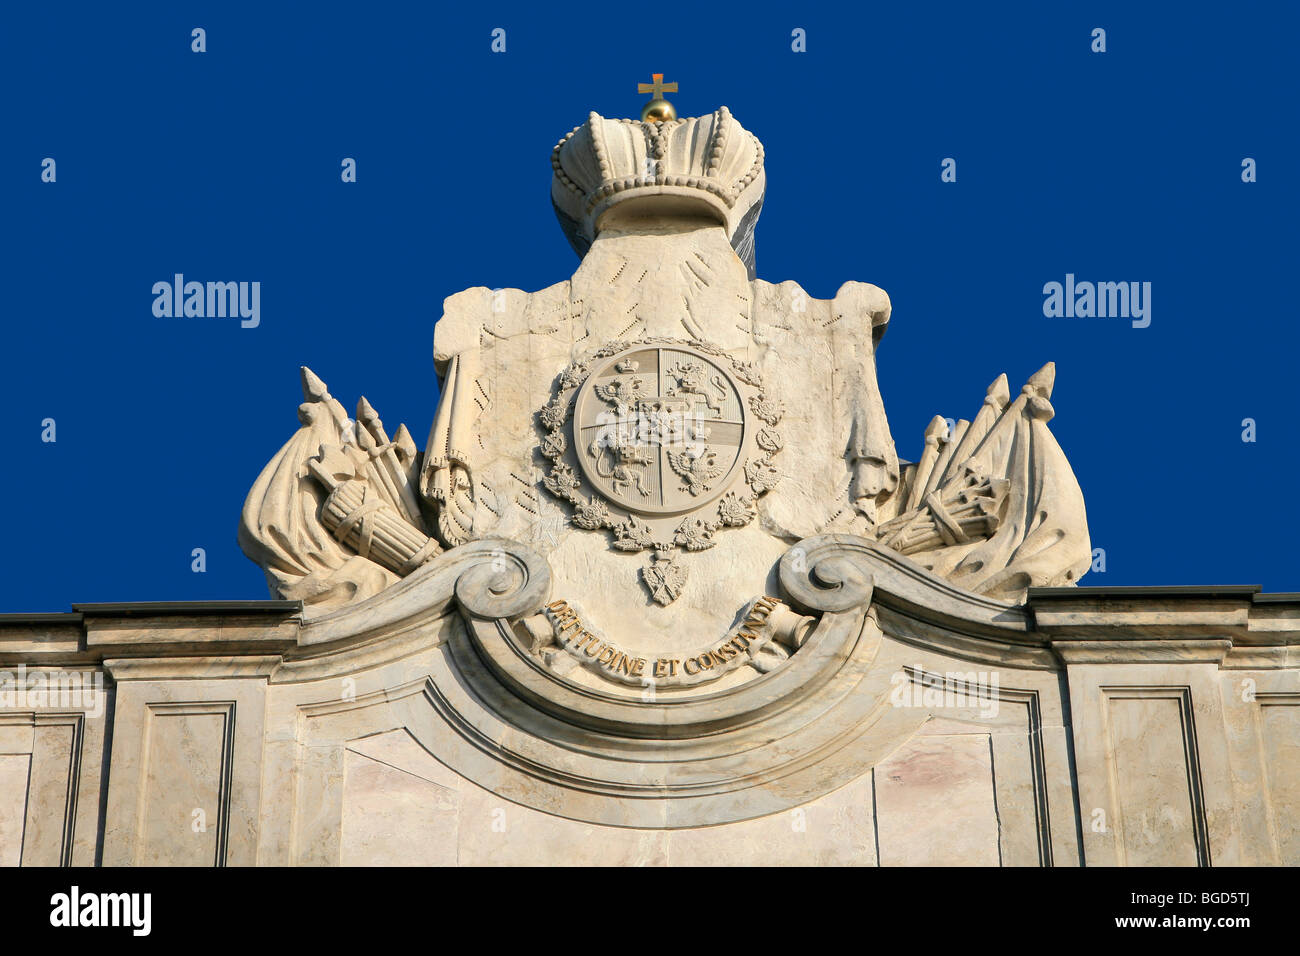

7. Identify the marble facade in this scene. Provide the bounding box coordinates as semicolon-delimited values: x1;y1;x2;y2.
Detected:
1;100;1296;867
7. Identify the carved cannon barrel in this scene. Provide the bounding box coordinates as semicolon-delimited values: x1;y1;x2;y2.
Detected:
320;479;440;576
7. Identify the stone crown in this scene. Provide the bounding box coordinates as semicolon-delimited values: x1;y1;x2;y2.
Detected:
551;107;766;273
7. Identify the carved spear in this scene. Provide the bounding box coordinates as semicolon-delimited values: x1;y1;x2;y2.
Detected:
392;423;418;468
1025;361;1055;405
300;366;353;436
941;373;1010;486
355;396;423;527
967;362;1055;466
905;416;948;512
924;418;969;499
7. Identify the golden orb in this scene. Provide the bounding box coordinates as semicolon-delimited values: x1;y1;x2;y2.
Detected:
640;98;677;123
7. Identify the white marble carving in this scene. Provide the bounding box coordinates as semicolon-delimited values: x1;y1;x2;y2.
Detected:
239;104;1091;665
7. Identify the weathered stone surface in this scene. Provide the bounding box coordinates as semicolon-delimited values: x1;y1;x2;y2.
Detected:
0;547;1297;866
239;106;1089;628
0;102;1293;868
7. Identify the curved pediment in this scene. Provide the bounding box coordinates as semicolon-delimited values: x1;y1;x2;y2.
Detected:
261;533;1064;828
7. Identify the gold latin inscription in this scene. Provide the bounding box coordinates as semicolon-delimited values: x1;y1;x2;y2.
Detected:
546;601;649;683
545;596;784;687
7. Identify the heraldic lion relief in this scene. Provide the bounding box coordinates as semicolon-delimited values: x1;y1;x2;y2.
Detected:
203;79;1298;863
241;93;1088;699
236;82;1094;823
0;2;1293;877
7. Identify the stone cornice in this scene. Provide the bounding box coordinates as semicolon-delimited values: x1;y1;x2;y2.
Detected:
1;550;1297;674
0;601;301;669
1028;585;1299;666
104;655;284;681
1032;600;1252;639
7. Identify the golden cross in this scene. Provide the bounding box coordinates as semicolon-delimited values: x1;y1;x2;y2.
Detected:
637;73;677;99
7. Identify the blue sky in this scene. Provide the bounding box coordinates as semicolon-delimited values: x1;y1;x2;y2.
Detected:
2;2;1295;609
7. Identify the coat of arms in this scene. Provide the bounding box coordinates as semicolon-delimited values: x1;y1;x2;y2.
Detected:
538;340;783;604
238;98;1090;641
